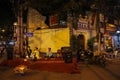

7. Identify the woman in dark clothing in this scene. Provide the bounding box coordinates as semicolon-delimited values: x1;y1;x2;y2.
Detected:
76;47;82;62
27;46;32;58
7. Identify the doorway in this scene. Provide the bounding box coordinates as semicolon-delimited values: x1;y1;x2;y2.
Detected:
77;34;85;49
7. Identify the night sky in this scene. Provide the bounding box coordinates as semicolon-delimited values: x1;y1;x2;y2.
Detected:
0;0;119;28
0;0;15;27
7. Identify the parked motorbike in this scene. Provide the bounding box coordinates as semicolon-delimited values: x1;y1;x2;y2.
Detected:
93;54;106;67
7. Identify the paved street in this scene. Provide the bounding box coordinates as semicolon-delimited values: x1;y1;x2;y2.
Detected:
0;59;120;80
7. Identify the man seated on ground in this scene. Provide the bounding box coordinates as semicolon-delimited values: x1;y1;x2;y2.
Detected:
46;48;53;58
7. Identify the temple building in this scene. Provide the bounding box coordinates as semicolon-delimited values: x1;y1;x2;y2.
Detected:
13;7;118;56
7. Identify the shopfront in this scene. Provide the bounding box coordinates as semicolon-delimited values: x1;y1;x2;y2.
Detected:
104;23;117;52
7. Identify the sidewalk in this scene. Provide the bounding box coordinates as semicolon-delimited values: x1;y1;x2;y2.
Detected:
106;57;120;64
0;53;7;64
0;60;120;80
105;58;120;78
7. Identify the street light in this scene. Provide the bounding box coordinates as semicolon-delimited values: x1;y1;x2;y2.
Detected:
116;30;120;34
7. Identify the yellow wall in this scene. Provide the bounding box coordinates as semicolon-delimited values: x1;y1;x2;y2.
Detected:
28;28;70;53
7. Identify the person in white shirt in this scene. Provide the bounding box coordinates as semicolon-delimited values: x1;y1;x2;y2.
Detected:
46;48;53;58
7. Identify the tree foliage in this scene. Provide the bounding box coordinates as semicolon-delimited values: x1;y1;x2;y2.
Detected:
87;37;96;51
90;0;120;22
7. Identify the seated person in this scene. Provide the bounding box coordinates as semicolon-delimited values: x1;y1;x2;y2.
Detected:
32;47;40;60
46;48;53;58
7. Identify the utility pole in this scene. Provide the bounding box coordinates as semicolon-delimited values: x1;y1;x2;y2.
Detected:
96;11;101;55
12;0;29;57
13;0;23;55
91;0;101;55
18;3;23;55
